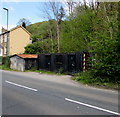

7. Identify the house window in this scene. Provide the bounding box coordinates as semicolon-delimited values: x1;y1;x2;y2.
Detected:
0;48;3;56
0;36;1;43
0;35;3;43
4;47;6;55
4;34;7;42
29;38;32;44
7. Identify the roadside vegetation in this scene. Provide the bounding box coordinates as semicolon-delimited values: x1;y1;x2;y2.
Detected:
26;69;66;75
1;2;119;90
0;65;18;71
25;2;120;90
0;64;66;75
73;71;119;90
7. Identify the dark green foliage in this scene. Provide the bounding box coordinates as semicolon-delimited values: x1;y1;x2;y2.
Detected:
89;3;119;83
0;56;10;68
24;39;58;54
25;2;119;84
27;20;57;43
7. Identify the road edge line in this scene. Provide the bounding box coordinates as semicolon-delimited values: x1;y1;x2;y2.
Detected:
65;98;120;115
5;80;38;92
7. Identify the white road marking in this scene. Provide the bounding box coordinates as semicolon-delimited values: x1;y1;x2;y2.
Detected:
5;80;38;92
65;98;120;115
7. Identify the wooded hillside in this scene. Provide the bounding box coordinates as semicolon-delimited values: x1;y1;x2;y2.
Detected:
25;2;119;84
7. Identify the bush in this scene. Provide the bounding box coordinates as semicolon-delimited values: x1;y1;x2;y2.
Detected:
74;71;94;84
0;56;10;67
74;70;119;90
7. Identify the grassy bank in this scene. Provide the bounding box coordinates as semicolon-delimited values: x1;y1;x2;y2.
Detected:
73;71;119;90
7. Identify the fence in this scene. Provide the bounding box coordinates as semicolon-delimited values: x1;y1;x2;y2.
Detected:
38;52;90;73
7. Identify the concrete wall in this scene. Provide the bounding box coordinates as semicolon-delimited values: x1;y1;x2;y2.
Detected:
10;56;25;71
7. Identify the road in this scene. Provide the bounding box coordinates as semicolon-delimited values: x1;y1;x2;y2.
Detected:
1;70;119;116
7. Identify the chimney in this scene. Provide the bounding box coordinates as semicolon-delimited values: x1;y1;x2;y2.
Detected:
2;27;7;33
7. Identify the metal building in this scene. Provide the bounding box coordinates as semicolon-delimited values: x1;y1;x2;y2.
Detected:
10;54;38;71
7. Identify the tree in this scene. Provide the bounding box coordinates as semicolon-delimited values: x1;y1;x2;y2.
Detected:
60;1;119;83
60;3;94;52
17;18;31;27
49;2;65;53
41;1;65;53
64;0;77;16
89;2;119;82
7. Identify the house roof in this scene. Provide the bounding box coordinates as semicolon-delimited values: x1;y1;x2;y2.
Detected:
10;26;31;35
0;25;30;36
11;54;38;59
0;31;10;36
2;27;7;33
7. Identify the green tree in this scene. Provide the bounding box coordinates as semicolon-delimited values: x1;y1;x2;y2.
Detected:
60;5;94;52
89;2;119;83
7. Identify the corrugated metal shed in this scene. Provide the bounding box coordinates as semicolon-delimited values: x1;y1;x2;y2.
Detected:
10;54;38;71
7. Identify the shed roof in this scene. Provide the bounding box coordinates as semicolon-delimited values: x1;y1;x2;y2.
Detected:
11;54;38;59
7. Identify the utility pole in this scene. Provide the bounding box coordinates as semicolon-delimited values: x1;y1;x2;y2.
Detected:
3;8;9;67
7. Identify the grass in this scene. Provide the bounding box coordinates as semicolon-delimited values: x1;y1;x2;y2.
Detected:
0;65;12;70
73;71;119;90
25;69;66;76
0;64;66;75
0;65;22;72
0;65;66;75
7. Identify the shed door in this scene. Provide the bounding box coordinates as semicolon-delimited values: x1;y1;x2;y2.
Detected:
45;55;51;70
68;55;76;72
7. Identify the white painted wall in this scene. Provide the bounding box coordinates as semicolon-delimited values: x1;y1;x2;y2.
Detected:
0;49;3;56
10;56;25;71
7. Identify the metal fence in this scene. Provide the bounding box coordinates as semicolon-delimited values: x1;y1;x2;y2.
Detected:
38;52;87;73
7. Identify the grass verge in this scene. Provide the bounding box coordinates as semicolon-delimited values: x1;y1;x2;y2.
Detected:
0;65;66;75
25;69;66;76
73;71;119;90
0;65;12;71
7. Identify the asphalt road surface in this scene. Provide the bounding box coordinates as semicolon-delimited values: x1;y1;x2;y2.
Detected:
1;70;119;115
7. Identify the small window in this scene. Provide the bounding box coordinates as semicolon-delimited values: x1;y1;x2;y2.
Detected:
4;47;6;55
4;34;7;42
0;49;1;54
0;36;3;43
